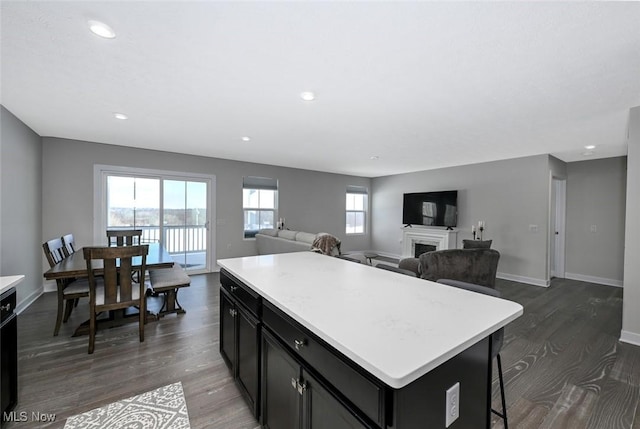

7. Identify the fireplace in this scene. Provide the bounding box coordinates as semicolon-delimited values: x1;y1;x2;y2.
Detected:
401;227;458;259
414;243;437;257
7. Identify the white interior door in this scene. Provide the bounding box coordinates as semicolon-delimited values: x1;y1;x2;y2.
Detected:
552;179;567;278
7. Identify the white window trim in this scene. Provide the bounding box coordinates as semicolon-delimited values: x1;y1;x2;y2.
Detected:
242;187;278;240
93;164;216;273
346;191;368;236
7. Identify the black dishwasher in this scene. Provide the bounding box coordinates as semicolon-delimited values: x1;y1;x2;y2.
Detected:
1;286;17;426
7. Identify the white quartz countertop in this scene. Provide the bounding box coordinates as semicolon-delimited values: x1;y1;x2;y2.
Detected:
218;252;523;389
1;275;25;295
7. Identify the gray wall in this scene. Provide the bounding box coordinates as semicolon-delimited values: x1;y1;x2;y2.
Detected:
0;106;43;311
565;157;627;284
371;155;551;284
622;106;640;344
41;137;371;271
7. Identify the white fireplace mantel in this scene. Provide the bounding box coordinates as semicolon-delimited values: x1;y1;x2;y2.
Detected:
401;227;458;258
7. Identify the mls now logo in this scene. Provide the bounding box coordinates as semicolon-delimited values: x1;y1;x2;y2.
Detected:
3;411;56;422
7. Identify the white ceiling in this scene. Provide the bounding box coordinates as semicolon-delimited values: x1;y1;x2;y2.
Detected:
2;1;639;177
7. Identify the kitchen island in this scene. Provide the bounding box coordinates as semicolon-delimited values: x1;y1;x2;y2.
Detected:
218;252;522;428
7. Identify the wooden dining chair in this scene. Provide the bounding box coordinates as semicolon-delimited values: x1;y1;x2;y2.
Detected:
43;238;90;336
61;233;77;257
83;245;149;354
106;229;143;246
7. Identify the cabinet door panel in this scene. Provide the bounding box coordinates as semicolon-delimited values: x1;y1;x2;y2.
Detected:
303;370;368;429
220;289;236;372
1;313;18;418
237;307;260;416
263;302;382;425
262;331;301;429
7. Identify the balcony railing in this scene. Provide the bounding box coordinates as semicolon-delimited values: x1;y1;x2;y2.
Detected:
109;225;207;255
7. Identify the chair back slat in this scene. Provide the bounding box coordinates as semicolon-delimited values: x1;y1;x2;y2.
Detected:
119;257;133;302
43;238;66;267
102;258;119;305
106;229;143;246
61;233;76;257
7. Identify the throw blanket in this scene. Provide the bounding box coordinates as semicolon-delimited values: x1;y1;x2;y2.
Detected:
311;233;341;256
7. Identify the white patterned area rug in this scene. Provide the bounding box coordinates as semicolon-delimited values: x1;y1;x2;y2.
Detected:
64;382;190;429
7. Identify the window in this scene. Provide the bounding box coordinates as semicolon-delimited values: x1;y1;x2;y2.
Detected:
243;176;278;238
106;175;160;234
346;185;367;234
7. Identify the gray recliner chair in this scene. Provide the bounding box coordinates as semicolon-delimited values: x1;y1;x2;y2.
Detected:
399;248;500;288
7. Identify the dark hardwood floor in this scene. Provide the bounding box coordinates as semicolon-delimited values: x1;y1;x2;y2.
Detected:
6;273;639;428
7;273;259;429
493;277;640;429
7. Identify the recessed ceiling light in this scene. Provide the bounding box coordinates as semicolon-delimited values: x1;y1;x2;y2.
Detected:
241;136;251;142
584;145;596;150
300;91;315;101
88;20;116;39
113;113;128;120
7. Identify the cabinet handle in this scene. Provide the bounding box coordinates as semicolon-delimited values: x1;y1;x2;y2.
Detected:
0;303;11;311
294;339;306;350
291;378;307;395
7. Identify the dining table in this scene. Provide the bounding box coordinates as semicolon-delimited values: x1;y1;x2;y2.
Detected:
43;242;176;336
43;242;174;280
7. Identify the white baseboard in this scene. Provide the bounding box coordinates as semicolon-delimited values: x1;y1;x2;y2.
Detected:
620;330;640;346
564;272;623;288
16;287;44;315
497;272;550;287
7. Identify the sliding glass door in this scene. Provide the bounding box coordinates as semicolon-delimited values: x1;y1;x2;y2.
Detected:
98;166;214;273
163;180;208;270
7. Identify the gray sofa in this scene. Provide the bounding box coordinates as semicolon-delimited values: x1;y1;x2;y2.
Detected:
255;229;319;255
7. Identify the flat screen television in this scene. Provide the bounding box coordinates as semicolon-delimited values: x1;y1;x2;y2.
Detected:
402;191;458;227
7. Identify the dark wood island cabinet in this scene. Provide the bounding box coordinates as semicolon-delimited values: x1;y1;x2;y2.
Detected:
219;253;522;429
220;271;262;417
1;276;22;427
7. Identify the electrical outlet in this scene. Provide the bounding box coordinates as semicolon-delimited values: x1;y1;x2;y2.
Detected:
529;224;539;233
590;225;597;233
445;382;460;427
